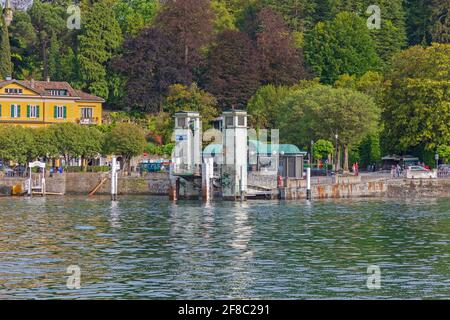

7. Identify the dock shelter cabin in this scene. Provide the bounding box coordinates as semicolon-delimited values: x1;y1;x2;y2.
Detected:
381;155;420;170
203;141;306;178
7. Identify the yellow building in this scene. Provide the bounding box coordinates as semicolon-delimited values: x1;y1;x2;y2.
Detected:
0;78;104;128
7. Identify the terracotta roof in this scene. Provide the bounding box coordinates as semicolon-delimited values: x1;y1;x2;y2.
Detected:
0;80;39;94
32;81;79;97
0;79;104;102
74;89;105;102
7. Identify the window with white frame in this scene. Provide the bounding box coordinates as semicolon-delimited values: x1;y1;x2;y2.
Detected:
81;107;93;119
6;88;23;94
55;106;65;119
28;105;39;118
10;104;20;118
46;89;68;96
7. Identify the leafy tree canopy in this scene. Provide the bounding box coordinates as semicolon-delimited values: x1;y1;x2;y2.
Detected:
304;12;380;84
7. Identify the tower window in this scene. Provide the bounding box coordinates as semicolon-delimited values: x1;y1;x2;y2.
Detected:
177;117;186;128
225;116;234;127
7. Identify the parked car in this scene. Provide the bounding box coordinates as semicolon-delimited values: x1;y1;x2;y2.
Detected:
406;165;437;179
409;165;429;171
438;164;450;177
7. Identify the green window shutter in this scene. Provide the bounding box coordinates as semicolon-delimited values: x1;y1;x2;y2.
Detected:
10;105;14;117
0;105;2;117
17;105;21;117
27;105;30;118
63;106;67;119
36;106;40;118
54;106;57;118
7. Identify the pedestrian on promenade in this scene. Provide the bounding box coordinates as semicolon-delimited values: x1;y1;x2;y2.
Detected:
396;164;401;178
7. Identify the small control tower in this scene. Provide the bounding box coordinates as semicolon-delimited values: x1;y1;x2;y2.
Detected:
221;110;248;200
170;111;202;200
173;111;202;176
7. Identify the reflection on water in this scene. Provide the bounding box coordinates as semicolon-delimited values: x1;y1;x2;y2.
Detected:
109;201;121;229
0;196;449;299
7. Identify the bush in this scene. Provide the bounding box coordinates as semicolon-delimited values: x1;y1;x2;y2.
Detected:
64;166;110;173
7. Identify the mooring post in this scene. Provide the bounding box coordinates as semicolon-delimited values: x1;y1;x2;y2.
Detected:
306;167;311;200
28;166;32;197
202;158;214;202
240;165;245;202
111;156;118;201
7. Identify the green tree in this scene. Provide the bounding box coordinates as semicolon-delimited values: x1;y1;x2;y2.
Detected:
247;84;294;130
59;47;78;83
9;10;37;79
113;0;161;36
32;127;59;160
78;0;123;99
382;44;450;153
429;0;450;43
278;85;380;171
304;12;380;84
437;145;450;163
355;71;385;104
47;32;60;80
104;123;147;172
261;0;317;32
0;125;33;164
0;15;12;78
313;139;334;161
79;126;104;171
146;112;174;145
358;133;381;169
28;0;66;79
370;19;405;69
50;123;86;163
406;0;449;45
211;0;237;33
334;71;386;104
164;83;219;130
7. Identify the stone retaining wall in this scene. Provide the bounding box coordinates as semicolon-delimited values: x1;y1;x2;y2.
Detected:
0;172;171;196
280;178;450;199
1;174;449;199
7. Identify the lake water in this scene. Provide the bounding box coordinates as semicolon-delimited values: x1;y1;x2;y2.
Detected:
0;196;449;299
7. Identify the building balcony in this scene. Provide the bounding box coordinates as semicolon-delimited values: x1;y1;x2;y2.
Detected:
77;117;99;125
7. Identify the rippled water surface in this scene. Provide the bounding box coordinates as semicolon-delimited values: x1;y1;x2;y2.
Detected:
0;196;449;299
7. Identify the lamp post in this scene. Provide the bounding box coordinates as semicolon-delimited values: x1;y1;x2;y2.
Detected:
311;140;314;169
435;153;439;169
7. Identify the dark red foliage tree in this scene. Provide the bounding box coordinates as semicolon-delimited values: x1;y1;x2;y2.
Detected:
203;30;261;110
256;8;308;85
156;0;214;67
112;28;192;113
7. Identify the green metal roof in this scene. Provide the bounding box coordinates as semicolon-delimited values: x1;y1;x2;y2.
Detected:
203;141;305;156
203;144;222;155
